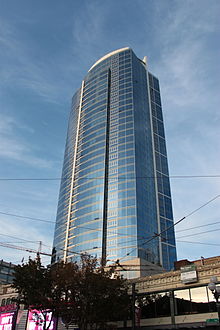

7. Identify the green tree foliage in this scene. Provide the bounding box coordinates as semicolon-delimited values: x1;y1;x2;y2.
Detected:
12;254;130;330
12;255;55;330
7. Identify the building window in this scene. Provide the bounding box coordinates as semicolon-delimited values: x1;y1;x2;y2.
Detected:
6;298;11;305
140;292;171;318
174;287;210;315
190;287;209;313
108;220;117;227
107;229;117;236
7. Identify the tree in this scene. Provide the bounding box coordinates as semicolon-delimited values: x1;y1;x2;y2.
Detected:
12;254;130;330
69;254;130;329
12;255;54;330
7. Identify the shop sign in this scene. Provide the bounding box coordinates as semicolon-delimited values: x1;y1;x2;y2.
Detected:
180;264;197;284
0;311;16;330
206;318;219;324
27;310;57;330
0;306;17;313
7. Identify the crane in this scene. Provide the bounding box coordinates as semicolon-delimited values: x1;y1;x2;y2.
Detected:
0;242;52;256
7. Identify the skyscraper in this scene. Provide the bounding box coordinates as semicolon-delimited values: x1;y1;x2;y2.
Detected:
52;47;176;277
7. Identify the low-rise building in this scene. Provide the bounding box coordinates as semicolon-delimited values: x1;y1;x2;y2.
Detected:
0;260;15;285
119;255;220;329
1;256;220;329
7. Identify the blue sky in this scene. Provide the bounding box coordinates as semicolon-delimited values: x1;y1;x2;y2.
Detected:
0;0;220;266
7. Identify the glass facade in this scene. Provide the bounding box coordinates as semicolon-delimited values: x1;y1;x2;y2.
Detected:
0;260;15;284
138;285;216;319
52;47;176;274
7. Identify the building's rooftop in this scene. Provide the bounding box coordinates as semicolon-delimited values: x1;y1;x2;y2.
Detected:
88;47;130;71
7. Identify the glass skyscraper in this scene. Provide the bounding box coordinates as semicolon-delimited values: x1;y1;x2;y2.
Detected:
52;47;176;277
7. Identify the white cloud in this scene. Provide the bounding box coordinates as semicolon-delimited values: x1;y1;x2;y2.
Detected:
149;1;219;107
142;1;220;261
0;19;70;105
0;212;53;265
0;0;219;265
0;114;52;168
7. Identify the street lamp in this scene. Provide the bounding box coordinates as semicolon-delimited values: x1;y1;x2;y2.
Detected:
208;276;220;321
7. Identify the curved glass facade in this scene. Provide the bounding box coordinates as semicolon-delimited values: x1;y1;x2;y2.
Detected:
52;48;176;276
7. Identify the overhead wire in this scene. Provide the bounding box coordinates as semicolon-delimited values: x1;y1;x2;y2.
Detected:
1;194;220;254
1;238;220;266
1;226;220;261
0;175;220;181
0;233;41;243
177;228;220;239
1;226;220;264
1;209;220;239
0;210;147;240
0;241;34;244
117;194;220;262
1;212;220;246
2;209;220;244
0;211;54;224
1;195;220;262
0;209;216;250
175;220;220;233
32;195;220;261
177;240;220;247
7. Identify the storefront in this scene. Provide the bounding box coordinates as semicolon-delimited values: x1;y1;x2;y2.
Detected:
0;304;17;330
125;257;220;329
26;310;57;330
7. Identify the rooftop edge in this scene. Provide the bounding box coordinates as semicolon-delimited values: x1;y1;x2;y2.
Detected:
88;47;130;72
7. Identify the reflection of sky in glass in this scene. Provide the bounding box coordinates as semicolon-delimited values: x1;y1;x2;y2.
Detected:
175;289;190;301
157;292;169;297
207;289;216;302
190;287;208;303
175;286;214;303
51;48;177;271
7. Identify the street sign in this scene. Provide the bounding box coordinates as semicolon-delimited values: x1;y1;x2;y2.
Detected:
206;318;219;324
180;264;198;284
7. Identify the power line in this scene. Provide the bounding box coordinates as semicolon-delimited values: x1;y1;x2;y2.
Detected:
1;239;220;266
1;206;220;245
1;210;220;239
177;240;220;247
0;208;203;249
43;196;220;261
0;211;54;224
0;175;220;181
177;228;220;240
176;220;220;233
112;239;220;249
1;236;220;266
117;194;220;262
1;209;220;252
0;239;100;260
0;178;61;181
183;195;220;218
0;242;51;256
1;225;219;260
0;241;34;244
0;233;40;244
1;195;220;262
0;210;146;240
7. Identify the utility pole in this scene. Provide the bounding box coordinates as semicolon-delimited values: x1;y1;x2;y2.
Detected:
169;290;176;328
132;282;136;330
38;240;42;254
